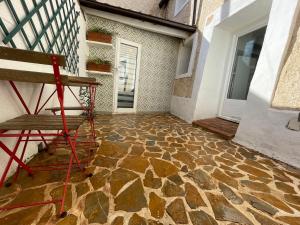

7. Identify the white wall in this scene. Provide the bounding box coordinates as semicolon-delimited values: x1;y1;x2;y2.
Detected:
235;0;300;168
171;0;268;123
172;0;300;167
0;1;87;178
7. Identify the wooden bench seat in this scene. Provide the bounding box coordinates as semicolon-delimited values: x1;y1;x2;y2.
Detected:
0;68;101;87
0;115;85;130
46;106;85;112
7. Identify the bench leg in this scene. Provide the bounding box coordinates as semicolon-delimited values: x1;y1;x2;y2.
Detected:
59;153;73;218
0;136;33;187
13;130;31;183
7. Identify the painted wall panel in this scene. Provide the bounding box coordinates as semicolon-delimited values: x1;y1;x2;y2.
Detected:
86;15;180;113
272;9;300;110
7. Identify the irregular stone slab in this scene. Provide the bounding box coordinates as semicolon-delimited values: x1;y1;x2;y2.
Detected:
212;169;238;189
241;193;278;215
244;159;269;171
166;198;188;224
276;216;300;225
173;160;182;168
119;156;149;173
162;152;171;161
273;168;293;182
51;185;72;214
258;158;277;168
130;145;145;156
110;168;139;196
37;207;52;225
98;141;129;158
206;193;253;225
219;164;239;172
275;182;296;194
1;207;43;225
237;165;272;179
181;165;189;172
94;155;118;168
252;192;293;213
185;182;206;209
248;175;272;184
143;170;162;189
84;191;109;224
144;152;162;158
76;182;90;198
107;133;122;141
111;216;124;225
186;169;216;190
18;170;65;189
128;213;147;225
284;194;300;205
220;153;240;163
215;156;236;166
148;219;163;225
146;140;156;146
237;148;257;160
285;168;300;179
219;183;243;205
248;208;281;225
90;169;110;190
225;171;244;178
157;141;169;147
57;214;77;225
0;183;18;197
288;202;300;211
162;180;184;197
147;135;164;141
150;158;179;177
195;155;217;166
10;187;45;205
115;179;147;212
167;174;184;185
70;166;95;183
149;192;166;219
241;180;270;193
147;146;162;152
172;152;196;169
170;143;183;148
189;210;218;225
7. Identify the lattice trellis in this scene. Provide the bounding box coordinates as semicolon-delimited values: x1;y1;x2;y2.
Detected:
0;0;80;75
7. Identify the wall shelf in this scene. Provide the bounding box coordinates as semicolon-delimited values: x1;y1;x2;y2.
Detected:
86;40;113;47
86;70;113;76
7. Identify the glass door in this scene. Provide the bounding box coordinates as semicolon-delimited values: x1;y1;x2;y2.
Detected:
114;39;141;112
220;26;267;121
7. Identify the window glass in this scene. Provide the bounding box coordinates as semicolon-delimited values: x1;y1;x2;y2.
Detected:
227;26;267;100
175;0;189;16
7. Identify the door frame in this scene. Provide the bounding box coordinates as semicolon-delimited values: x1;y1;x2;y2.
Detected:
113;38;142;113
218;18;269;122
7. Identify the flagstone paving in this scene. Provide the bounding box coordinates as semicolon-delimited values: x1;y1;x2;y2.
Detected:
0;113;300;224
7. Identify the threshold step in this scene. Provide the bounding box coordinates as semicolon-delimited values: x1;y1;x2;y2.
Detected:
192;117;239;140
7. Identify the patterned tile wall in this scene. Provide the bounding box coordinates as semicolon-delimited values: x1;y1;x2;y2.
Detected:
87;15;180;112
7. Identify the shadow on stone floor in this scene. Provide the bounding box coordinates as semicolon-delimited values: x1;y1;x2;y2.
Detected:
0;113;300;225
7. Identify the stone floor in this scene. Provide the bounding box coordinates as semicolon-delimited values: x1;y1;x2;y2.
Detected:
0;113;300;225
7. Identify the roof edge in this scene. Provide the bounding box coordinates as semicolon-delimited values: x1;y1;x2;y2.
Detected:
79;0;197;33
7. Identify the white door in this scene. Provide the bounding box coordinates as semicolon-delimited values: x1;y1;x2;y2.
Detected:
114;39;141;113
220;25;267;122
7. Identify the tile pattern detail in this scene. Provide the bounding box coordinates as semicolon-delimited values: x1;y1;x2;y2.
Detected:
87;15;180;112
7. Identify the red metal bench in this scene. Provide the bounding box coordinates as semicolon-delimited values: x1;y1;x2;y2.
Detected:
0;46;100;217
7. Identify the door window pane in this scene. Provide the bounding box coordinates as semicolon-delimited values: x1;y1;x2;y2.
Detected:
117;43;138;108
227;26;266;100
